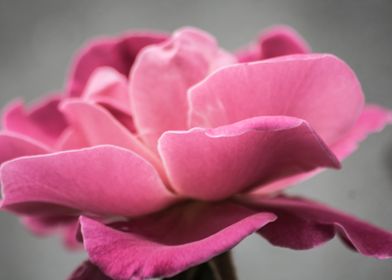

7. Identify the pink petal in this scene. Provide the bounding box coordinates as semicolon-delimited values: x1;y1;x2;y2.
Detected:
247;195;392;258
236;26;310;62
0;131;49;164
23;216;81;250
66;32;168;97
83;67;131;115
80;201;276;279
332;104;392;159
1;145;175;217
250;105;392;195
130;27;235;150
190;54;364;146
60;100;163;175
2;94;68;147
68;261;112;280
159;116;339;201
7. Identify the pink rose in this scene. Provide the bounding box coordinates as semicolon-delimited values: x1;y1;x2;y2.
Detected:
1;26;392;280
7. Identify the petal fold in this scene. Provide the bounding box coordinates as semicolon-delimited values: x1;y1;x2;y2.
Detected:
66;32;168;97
80;201;276;279
130;27;235;150
159;116;339;200
248;196;392;258
190;54;364;146
1;145;175;217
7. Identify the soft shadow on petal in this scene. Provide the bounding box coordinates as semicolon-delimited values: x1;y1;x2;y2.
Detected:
2;94;68;147
243;195;392;259
80;201;276;280
236;25;310;63
250;105;392;195
68;261;113;280
1;145;176;217
189;54;364;146
158;116;339;201
66;32;168;97
130;27;235;151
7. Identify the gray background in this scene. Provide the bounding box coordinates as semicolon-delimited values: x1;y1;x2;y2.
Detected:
0;0;392;279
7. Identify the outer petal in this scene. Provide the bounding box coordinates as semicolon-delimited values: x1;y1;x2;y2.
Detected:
66;32;168;97
190;54;364;146
68;261;112;280
60;100;163;175
80;201;276;280
2;94;67;147
236;26;310;62
251;105;392;195
0;131;49;164
0;145;175;217
245;195;392;258
158;116;339;201
130;27;235;150
23;216;81;249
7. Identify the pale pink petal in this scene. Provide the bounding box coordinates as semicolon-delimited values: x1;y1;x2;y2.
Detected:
250;105;392;195
80;201;276;279
0;131;49;164
83;67;131;112
159;116;339;201
130;27;235;150
68;261;112;280
2;94;67;147
60;100;163;175
1;145;175;217
244;196;392;258
66;32;168;97
236;26;310;62
190;54;364;146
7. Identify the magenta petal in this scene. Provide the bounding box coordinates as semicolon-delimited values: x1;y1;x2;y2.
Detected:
0;132;49;164
159;116;339;201
66;32;168;97
130;27;235;150
251;105;392;195
190;54;364;146
2;94;67;147
23;216;81;249
237;26;310;63
68;261;112;280
250;196;392;258
80;201;276;279
1;145;175;217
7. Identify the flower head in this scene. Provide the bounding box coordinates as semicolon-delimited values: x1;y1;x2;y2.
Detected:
1;26;392;280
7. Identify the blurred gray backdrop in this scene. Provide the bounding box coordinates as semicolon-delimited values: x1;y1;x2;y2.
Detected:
0;0;392;279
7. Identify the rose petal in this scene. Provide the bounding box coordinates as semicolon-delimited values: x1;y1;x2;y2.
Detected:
190;54;364;146
66;32;168;97
1;145;175;217
2;94;67;147
68;261;112;280
250;105;392;195
130;27;235;150
247;196;392;258
236;26;310;63
80;201;276;280
158;116;339;201
0;131;49;164
23;215;81;249
83;67;131;114
60;100;163;175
